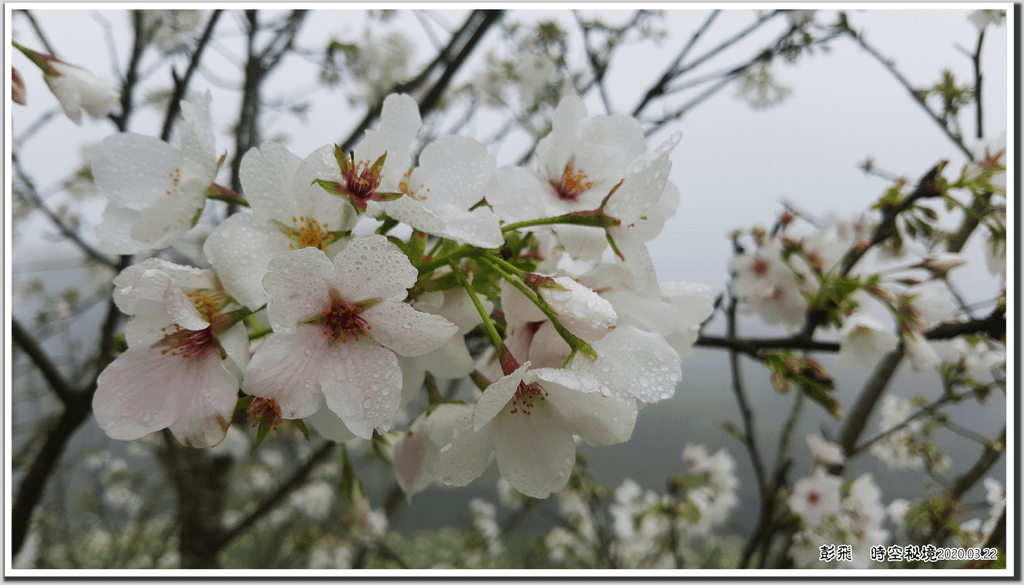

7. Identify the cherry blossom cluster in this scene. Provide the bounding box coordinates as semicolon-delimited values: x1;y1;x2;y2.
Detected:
87;90;713;499
787;438;891;569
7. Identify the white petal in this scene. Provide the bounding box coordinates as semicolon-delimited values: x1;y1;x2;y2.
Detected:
603;133;679;223
363;301;457;357
306;403;357;442
242;327;327;419
319;340;402;439
94;347;183;440
484;166;548;224
263;247;334;330
94;134;182;210
572;325;682;403
410;135;495;210
544;379;637;446
203;212;291;310
500;279;546;329
610;227;660;298
167;356;239;448
493;404;576;498
354;93;421;188
436;415;495;487
330;235;417;303
240;142;305;225
473;363;530;431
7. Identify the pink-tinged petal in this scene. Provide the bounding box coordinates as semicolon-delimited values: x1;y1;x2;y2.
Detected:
243;327;327;419
239;142;304;225
394;428;431;497
262;247;334;330
362;301;457;357
543;379;637;446
167;357;239;448
306;403;356;442
436;415;495;487
500;280;546;329
330;235;417;303
204;211;293;311
473;363;530;431
526;323;570;369
492;404;576;498
319;340;402;439
93;347;183;440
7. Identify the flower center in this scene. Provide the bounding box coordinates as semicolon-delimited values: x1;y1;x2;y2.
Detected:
156;324;215;359
342;157;383;207
508;380;548;415
321;300;371;342
550;157;593;203
247;396;283;430
807;490;820;505
186;290;229;317
751;258;770;277
164;167;182;196
287;216;334;251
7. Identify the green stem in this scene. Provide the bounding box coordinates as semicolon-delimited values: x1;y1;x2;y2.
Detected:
500;212;618;234
449;261;503;353
476;254;597;364
417;243;476;275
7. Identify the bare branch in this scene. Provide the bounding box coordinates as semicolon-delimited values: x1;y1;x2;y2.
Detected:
160;9;223;142
845;28;973;160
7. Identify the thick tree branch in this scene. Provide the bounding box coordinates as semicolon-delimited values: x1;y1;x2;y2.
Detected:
11;319;75;406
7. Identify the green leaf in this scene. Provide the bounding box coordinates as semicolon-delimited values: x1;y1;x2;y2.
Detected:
721;421;746;442
369;151;388;175
293;419;310;441
252;419;271;452
334;144;349;173
312;178;346;194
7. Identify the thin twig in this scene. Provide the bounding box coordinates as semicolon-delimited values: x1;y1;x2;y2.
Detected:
216;441;336;548
845;29;973;160
12;159;118;271
160;9;223;142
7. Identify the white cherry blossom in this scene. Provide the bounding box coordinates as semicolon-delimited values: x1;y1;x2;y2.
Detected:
789;467;842;527
839;312;899;368
43;59;120;124
241;237;457;439
92;259;247;448
93;92;218;253
204;141;356;310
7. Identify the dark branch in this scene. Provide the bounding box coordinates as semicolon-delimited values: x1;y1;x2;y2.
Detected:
160;10;223;142
216;441;336;548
